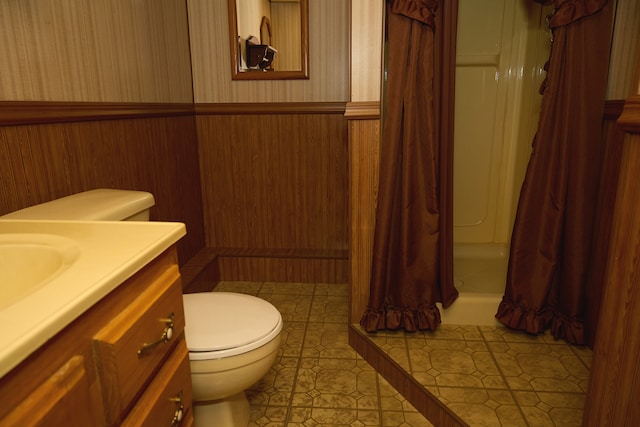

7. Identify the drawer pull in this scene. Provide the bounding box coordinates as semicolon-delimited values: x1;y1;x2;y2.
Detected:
137;313;175;358
170;390;185;426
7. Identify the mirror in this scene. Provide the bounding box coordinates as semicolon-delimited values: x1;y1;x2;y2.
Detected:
228;0;309;80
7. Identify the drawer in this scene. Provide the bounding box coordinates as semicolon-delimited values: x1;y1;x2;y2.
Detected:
122;339;193;427
93;264;185;424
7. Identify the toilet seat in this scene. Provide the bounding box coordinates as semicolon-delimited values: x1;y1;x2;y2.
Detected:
183;292;282;361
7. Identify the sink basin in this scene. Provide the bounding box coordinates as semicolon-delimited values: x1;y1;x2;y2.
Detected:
0;234;80;309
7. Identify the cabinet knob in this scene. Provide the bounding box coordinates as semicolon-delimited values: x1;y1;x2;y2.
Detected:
137;313;175;358
170;390;185;426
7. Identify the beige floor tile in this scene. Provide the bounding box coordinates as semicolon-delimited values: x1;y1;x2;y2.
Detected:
259;293;313;322
218;282;592;426
260;282;316;296
278;322;307;357
248;404;289;426
363;318;592;426
314;282;350;297
302;322;356;358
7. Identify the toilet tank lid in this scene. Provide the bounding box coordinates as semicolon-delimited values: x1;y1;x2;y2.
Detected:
1;189;155;221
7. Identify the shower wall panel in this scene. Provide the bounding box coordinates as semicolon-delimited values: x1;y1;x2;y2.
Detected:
453;0;550;244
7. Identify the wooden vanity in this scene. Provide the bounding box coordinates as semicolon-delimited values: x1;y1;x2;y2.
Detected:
0;246;193;426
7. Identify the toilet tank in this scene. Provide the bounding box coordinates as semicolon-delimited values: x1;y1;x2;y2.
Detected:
0;189;155;221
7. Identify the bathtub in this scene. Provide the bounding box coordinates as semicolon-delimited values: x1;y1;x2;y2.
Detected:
437;244;507;326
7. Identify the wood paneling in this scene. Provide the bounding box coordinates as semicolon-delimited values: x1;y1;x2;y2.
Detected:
583;95;640;425
218;255;347;283
347;0;384;318
0;107;205;268
195;102;344;115
0;102;194;126
348;118;380;322
0;0;193;103
584;102;626;347
187;0;349;103
196;108;348;283
618;95;640;132
180;248;220;293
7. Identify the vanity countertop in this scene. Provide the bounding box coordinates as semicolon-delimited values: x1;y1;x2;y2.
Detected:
0;219;186;378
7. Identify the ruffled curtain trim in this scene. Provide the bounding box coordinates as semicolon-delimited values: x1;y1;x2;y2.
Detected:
550;312;585;345
535;0;608;27
360;304;441;333
389;0;438;28
496;297;586;345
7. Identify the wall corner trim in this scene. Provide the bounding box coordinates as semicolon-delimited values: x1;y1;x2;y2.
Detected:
195;102;346;115
345;102;381;120
0;102;194;126
617;95;640;133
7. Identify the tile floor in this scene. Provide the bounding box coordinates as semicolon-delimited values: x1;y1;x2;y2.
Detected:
360;325;592;426
213;281;434;426
213;281;592;426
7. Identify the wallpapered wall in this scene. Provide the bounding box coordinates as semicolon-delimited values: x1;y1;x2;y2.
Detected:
187;0;350;103
0;0;193;102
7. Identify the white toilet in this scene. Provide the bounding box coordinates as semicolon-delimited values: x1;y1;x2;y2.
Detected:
1;188;283;427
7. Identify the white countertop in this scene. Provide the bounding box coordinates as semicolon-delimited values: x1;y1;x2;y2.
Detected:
0;219;186;378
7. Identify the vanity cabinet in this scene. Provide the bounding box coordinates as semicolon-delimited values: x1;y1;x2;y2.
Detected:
0;246;193;427
1;355;95;426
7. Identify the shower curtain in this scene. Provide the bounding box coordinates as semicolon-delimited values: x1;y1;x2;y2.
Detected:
360;0;458;333
496;0;613;345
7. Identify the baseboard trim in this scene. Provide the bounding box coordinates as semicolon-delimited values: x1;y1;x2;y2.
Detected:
349;325;469;427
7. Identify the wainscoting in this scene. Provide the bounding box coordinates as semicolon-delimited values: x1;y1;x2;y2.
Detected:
0;102;204;268
194;103;349;285
0;101;349;287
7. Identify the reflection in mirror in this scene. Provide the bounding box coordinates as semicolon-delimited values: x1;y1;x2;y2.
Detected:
228;0;309;80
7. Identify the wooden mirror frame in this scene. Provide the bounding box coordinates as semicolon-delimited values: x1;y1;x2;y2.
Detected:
228;0;309;80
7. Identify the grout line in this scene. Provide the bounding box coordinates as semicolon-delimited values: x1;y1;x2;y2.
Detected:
374;366;385;426
280;282;317;424
404;327;415;377
479;325;532;427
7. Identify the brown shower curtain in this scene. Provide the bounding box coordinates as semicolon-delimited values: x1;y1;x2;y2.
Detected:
496;0;613;345
360;0;458;332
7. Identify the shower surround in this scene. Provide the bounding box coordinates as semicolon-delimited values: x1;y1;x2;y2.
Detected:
446;0;551;324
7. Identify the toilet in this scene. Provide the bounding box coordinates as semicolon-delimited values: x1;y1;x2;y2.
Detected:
1;189;283;427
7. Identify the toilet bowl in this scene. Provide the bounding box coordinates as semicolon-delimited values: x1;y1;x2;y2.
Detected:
1;189;283;427
184;292;282;426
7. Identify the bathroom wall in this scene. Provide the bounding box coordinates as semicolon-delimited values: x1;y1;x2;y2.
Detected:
0;0;351;284
0;0;204;267
187;0;351;282
0;0;193;102
188;0;349;103
606;0;640;99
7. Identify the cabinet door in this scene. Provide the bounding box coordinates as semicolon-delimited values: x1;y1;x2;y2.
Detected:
2;356;95;427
